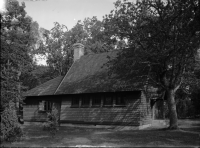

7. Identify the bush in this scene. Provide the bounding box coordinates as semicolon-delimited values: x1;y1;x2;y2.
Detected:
0;104;24;142
176;97;195;118
43;107;59;137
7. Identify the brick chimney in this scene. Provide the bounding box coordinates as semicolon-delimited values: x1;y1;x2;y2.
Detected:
72;43;84;62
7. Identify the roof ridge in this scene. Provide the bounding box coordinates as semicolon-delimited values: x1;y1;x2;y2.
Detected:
54;61;76;95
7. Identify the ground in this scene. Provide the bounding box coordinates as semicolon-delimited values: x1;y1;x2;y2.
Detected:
1;119;200;147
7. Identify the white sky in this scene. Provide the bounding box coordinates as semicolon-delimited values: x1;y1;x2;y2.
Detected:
18;0;118;30
0;0;6;13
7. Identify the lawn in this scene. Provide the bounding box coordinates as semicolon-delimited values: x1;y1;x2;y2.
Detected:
1;119;200;147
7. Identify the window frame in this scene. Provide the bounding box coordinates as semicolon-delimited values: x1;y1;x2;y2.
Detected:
71;97;80;108
103;96;113;107
92;97;101;107
39;100;52;112
115;96;126;107
81;96;90;108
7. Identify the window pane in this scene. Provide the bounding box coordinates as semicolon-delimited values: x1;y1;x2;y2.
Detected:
39;101;44;111
39;101;52;111
45;101;52;111
92;97;101;106
82;97;90;106
104;97;113;105
72;98;79;106
116;97;125;105
48;102;52;111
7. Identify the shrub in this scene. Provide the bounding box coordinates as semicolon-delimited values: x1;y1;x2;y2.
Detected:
0;104;24;142
43;107;59;137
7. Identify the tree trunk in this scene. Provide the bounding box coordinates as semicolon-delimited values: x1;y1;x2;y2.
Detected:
160;100;165;119
166;89;179;129
152;104;155;120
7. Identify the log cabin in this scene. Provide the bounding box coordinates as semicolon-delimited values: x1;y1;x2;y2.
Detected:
23;43;161;129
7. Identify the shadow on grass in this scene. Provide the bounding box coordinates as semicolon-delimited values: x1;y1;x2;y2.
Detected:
1;121;200;147
192;123;200;126
180;127;200;133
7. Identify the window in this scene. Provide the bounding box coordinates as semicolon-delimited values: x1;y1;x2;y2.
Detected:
103;97;113;106
71;98;79;107
81;97;90;107
39;101;52;112
115;97;126;106
92;97;101;107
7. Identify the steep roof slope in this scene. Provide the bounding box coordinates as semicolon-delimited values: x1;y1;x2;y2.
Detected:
24;50;149;96
24;76;64;96
55;50;148;94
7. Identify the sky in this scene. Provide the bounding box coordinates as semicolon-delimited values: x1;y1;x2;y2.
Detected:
17;0;118;30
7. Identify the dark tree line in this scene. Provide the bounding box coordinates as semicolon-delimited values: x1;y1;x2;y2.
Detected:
103;0;200;129
1;0;39;141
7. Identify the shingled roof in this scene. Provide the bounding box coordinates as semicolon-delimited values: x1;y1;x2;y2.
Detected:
24;50;149;96
24;76;64;96
54;50;148;94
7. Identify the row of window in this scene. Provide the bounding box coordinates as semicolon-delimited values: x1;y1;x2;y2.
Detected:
71;97;126;107
38;96;126;112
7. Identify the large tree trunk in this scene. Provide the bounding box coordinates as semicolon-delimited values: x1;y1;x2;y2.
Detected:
166;89;179;129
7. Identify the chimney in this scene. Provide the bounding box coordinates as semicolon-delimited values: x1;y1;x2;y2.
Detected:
72;43;84;62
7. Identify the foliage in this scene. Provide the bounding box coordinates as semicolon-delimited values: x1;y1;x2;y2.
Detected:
103;0;200;129
1;0;38;108
63;16;113;54
43;106;59;137
20;70;40;90
190;89;200;116
37;17;116;77
20;64;62;91
0;103;24;142
176;89;195;118
1;0;38;142
82;16;116;53
38;22;72;76
176;52;200;118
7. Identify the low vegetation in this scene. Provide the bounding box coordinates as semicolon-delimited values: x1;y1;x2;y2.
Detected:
43;107;59;137
1;119;199;147
0;104;24;142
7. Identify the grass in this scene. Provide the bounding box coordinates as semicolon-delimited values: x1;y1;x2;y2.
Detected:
1;119;200;147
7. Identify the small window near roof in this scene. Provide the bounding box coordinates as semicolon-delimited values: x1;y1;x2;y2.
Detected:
81;97;90;107
104;97;113;106
92;97;101;107
71;98;79;107
116;97;126;106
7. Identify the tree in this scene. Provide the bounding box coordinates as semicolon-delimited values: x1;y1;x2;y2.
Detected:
37;17;116;77
83;16;116;53
103;0;200;129
1;0;38;141
64;16;116;54
1;0;35;108
38;22;71;76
